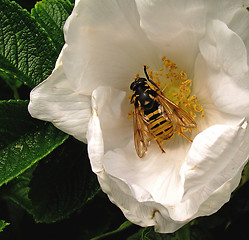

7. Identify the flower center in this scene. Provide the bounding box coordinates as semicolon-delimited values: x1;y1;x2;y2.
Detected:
147;57;204;120
129;57;204;157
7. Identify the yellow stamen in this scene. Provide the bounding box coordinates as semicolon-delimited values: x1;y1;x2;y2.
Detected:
149;57;204;132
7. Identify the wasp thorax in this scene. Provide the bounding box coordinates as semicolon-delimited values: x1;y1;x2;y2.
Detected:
131;86;156;109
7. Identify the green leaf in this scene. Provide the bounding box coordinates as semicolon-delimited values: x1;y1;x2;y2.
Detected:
0;220;10;232
0;100;68;187
0;165;36;213
31;0;73;54
29;137;99;223
77;191;130;239
2;138;99;223
188;224;213;240
0;77;14;100
238;161;249;189
0;0;58;88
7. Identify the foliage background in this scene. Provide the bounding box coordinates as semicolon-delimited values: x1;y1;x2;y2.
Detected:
0;0;249;239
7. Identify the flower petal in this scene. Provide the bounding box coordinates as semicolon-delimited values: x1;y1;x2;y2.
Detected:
228;5;249;64
193;54;245;128
195;164;244;217
177;122;249;220
87;86;132;172
135;0;249;75
135;0;208;75
62;0;160;95
87;107;104;173
103;140;187;206
199;20;249;117
28;62;91;142
97;171;187;233
200;20;248;75
91;86;133;151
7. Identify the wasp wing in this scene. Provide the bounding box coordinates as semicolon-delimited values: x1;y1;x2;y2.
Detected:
156;92;197;129
133;107;151;158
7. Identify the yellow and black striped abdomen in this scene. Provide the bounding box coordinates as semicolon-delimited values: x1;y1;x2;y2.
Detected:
145;109;174;143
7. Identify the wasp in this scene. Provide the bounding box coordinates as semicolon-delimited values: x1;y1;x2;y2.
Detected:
130;66;197;158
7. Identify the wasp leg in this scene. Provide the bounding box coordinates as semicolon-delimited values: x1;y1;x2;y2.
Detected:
146;125;166;154
152;134;165;153
155;139;166;153
128;110;134;119
179;129;193;142
147;126;166;153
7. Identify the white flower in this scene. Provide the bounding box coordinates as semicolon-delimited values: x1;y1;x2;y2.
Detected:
28;0;249;233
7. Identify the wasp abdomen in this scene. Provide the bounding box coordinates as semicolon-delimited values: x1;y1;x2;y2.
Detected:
145;107;174;142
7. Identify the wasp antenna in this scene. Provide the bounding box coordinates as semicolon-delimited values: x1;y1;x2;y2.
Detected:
143;65;159;89
144;65;149;81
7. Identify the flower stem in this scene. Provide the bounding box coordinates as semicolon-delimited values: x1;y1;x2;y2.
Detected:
90;221;133;240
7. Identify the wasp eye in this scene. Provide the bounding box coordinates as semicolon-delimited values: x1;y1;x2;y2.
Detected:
130;81;136;90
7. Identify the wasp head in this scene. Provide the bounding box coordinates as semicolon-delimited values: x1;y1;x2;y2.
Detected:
130;78;147;91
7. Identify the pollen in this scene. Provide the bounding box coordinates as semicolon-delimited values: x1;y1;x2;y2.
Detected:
151;57;204;124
